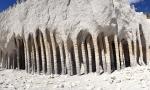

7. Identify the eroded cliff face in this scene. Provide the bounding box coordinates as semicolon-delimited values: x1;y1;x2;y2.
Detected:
0;0;149;75
0;0;143;43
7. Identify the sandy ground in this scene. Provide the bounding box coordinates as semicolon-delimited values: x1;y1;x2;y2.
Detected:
1;65;150;90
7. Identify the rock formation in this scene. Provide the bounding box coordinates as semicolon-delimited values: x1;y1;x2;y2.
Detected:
0;0;150;75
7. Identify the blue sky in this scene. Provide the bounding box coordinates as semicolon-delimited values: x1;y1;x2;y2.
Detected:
130;0;150;13
0;0;16;12
0;0;150;13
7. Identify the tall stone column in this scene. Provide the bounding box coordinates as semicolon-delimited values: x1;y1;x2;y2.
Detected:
11;54;13;70
87;41;92;73
133;40;137;66
50;33;58;74
0;53;1;68
5;54;8;69
12;53;15;69
4;55;7;68
1;54;4;68
114;35;120;70
0;53;3;68
119;42;125;69
31;45;35;74
146;41;150;65
64;41;72;75
81;42;87;74
43;33;51;75
47;41;53;75
39;33;46;74
101;49;106;72
3;55;6;68
104;36;111;73
24;41;27;71
0;51;1;67
8;56;10;69
46;42;52;75
34;37;40;74
25;39;29;73
59;43;66;75
73;40;80;75
93;36;102;74
69;51;73;75
127;39;134;66
99;36;106;72
137;31;144;65
16;47;20;70
10;55;13;69
15;38;20;70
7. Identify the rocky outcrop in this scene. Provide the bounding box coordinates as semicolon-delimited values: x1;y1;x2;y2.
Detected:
0;0;150;76
0;25;148;75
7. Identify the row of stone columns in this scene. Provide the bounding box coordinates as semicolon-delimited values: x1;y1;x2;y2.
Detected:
0;36;23;70
0;30;148;76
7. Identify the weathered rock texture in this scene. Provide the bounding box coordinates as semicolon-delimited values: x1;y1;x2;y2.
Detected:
0;0;150;75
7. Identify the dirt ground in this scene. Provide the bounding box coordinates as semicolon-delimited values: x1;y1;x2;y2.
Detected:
1;65;150;90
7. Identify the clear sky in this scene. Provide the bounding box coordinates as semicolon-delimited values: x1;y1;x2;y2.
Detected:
0;0;16;12
130;0;150;13
0;0;150;13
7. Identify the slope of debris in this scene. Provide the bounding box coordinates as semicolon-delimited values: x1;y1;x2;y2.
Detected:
1;65;150;90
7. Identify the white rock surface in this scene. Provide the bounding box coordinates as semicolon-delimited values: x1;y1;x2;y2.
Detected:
0;0;149;47
1;66;150;90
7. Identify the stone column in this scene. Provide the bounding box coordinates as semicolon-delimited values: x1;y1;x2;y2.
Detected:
59;43;66;75
39;34;46;74
16;47;20;70
10;55;13;69
81;42;87;74
99;37;106;72
5;54;8;69
31;45;35;74
12;53;15;69
0;53;1;68
68;51;73;75
127;39;134;66
0;52;3;68
87;42;92;73
101;49;106;72
1;54;4;68
9;56;12;69
119;42;125;69
24;41;27;71
104;36;111;73
146;41;150;65
8;56;10;69
133;40;137;66
15;38;20;70
47;41;53;75
114;35;120;70
4;55;7;69
46;42;52;75
50;33;58;74
73;40;80;75
43;33;51;75
25;39;29;73
137;31;144;65
4;55;7;68
64;41;72;75
34;37;40;74
93;36;102;74
0;51;1;67
10;55;12;69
